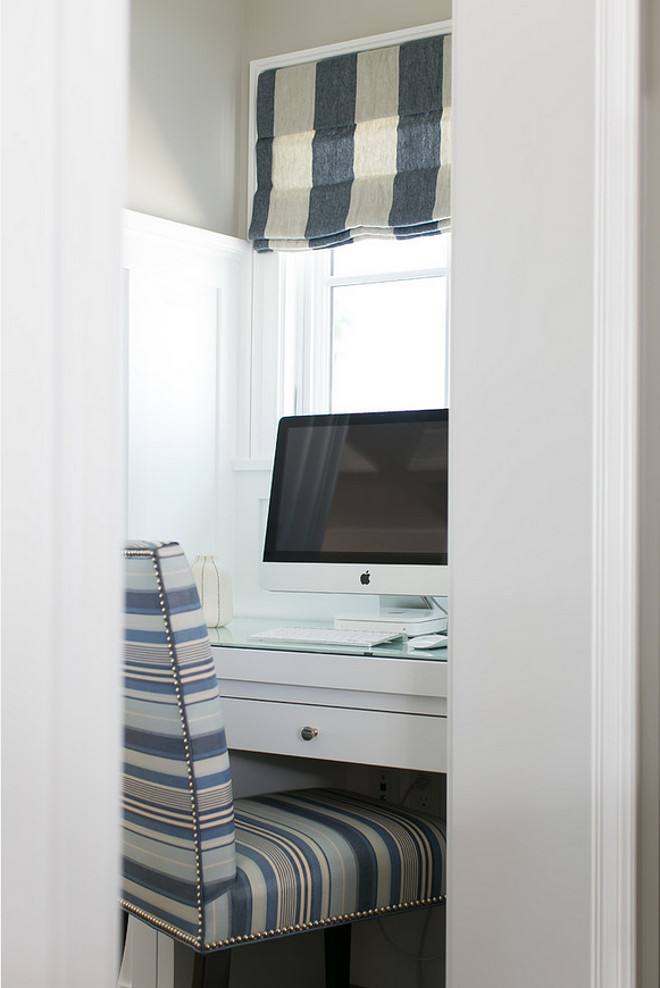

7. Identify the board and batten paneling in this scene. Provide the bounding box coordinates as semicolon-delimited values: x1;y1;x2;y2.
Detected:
123;210;251;568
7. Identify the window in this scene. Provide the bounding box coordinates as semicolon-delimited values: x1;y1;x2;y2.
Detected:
244;21;452;461
281;234;450;418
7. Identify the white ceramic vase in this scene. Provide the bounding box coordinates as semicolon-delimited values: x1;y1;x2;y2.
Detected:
191;555;233;628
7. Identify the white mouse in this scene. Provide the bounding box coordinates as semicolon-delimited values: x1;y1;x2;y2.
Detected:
408;634;448;650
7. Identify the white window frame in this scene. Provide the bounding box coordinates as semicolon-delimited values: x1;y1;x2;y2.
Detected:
280;240;452;419
322;238;452;413
243;20;452;463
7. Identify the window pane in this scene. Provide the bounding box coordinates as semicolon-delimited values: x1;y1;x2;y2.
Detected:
331;277;447;413
331;234;450;278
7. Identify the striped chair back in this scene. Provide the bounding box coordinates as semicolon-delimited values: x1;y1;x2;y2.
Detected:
121;541;236;946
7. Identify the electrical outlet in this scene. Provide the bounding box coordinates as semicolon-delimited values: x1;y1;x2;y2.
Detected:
370;767;399;803
406;774;442;816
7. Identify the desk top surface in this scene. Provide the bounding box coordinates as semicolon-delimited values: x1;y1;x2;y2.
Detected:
208;617;447;663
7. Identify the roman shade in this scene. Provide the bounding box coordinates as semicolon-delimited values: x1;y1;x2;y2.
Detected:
248;33;451;252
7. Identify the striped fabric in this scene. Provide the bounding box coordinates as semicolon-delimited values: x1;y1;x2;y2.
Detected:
249;33;452;252
122;542;236;945
121;542;446;953
208;789;446;948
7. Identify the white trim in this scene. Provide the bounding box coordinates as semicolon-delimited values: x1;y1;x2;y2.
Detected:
123;211;252;562
250;19;452;73
1;0;128;983
327;267;449;288
306;251;333;413
591;0;640;985
231;459;272;472
123;208;249;259
248;251;286;459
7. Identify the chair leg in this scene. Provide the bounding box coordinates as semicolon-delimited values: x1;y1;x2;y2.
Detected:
174;940;232;988
324;923;352;988
119;910;129;970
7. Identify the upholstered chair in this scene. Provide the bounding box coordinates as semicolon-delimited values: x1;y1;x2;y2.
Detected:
121;541;446;988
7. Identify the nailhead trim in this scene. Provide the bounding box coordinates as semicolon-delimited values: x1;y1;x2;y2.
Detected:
120;893;446;954
120;899;202;949
201;895;447;951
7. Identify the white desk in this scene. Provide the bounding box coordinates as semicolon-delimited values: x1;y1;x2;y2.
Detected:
209;618;447;773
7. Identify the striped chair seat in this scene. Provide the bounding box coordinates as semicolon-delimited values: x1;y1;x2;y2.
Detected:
206;788;445;948
121;542;446;986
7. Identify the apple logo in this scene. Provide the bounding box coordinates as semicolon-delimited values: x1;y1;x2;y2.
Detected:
360;570;371;586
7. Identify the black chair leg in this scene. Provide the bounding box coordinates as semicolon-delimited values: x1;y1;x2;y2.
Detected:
174;940;232;988
324;923;352;988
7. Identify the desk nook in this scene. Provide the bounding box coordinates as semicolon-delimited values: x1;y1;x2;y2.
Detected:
121;542;447;988
209;620;447;773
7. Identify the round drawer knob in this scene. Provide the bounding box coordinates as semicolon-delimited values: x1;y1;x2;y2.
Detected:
300;726;319;741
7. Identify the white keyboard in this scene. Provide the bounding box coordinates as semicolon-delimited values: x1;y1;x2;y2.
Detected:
248;627;402;648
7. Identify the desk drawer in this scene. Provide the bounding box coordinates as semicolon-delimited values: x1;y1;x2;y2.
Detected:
221;697;446;773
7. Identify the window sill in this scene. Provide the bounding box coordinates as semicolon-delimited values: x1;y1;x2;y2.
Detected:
231;459;272;472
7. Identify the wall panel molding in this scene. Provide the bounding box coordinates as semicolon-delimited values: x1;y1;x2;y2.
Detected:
591;0;641;986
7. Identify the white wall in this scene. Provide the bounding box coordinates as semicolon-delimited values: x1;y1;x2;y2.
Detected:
128;0;244;235
1;0;128;984
449;1;639;986
243;0;449;59
639;1;660;982
123;211;250;565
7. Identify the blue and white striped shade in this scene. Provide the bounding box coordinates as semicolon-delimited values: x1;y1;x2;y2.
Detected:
249;33;452;252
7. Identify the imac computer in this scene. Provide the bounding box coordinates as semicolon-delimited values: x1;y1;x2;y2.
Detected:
261;408;449;635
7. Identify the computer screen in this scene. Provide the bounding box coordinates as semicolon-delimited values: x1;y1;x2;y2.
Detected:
261;408;449;598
